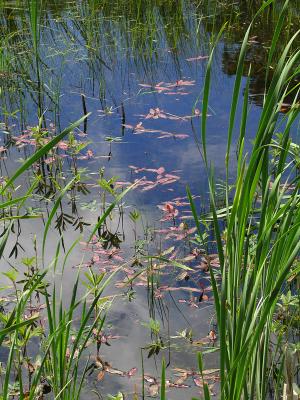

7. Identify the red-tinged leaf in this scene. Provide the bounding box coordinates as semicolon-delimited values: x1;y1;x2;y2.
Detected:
154;289;164;299
139;82;171;93
173;368;192;375
157;203;178;218
136;179;155;187
202;369;219;376
115;181;132;187
160;213;179;222
105;366;124;376
193;377;203;387
166;380;189;388
157;177;177;185
112;254;124;261
175;79;195;86
145;107;167;119
97;370;105;381
156;226;177;233
127;367;137;377
141;183;158;191
165;174;180;180
166;203;175;213
208;329;217;342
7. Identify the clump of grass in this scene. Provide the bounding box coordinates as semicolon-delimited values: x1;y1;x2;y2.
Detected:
0;107;138;398
0;113;106;398
0;244;115;399
190;1;300;398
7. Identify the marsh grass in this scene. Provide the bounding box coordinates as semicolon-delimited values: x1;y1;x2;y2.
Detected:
0;1;300;399
1;0;299;128
0;113;99;397
0;106;135;398
189;1;300;398
0;110;124;399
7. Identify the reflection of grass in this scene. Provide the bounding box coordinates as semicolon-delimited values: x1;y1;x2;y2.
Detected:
189;2;300;399
0;1;299;399
1;0;298;127
0;113;137;398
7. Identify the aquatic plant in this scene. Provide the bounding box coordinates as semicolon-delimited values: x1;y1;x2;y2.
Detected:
0;1;299;399
189;1;300;398
0;113;117;399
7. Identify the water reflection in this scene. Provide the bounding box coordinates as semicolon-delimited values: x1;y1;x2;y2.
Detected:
0;0;299;398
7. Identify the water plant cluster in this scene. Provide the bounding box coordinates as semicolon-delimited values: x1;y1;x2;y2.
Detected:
0;1;299;399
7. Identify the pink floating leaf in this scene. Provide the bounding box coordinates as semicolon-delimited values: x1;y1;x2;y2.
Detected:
127;367;138;377
193;377;203;387
166;380;189;388
174;79;195;86
141;183;158;191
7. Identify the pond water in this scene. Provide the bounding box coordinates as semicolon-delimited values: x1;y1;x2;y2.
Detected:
0;1;299;399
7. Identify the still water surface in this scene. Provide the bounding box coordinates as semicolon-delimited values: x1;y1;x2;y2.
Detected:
0;1;299;398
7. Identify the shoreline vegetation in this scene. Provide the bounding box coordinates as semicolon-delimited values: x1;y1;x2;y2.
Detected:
0;1;299;399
